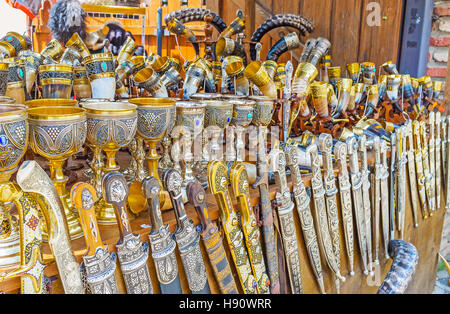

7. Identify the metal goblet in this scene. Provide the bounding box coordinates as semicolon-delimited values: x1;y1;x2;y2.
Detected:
27;106;86;240
0;104;28;267
249;96;276;164
82;101;137;225
228;98;255;162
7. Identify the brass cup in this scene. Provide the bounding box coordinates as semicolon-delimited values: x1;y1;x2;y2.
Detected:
66;33;91;61
18;50;43;94
244;61;277;98
150;55;171;74
229;99;255;128
73;66;92;100
82;101;137;224
5;58;26;104
40;39;64;62
0;104;28;267
310;81;329;118
25;98;78;108
249;95;276;127
84;53;116;100
224;56;244;78
27;106;86;240
0;32;27;58
127;97;176;213
39;64;74;99
328;66;341;79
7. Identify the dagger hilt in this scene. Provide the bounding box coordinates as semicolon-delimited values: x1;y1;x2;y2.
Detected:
359;135;369;171
102;171;132;241
318;133;334;177
162;169;187;224
186;181;211;231
347;137;359;174
373;136;381;166
142;176;164;232
334;141;349;178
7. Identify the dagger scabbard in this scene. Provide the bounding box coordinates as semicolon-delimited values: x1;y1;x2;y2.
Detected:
405;123;420;228
71;183;118;294
420;120;436;215
307;144;346;285
318;133;344;291
163;169;210;294
230;163;270;294
254;126;280;294
186;181;238;294
103;171;153;294
268;149;303;294
346;137;369;275
142;176;182;294
285;145;325;293
16;160;84;294
0;182;46;294
389;133;397;241
441;116;447;191
413;120;429;219
435;112;442;210
396;127;407;240
447;119;450;209
334;141;355;276
429;112;437;214
207;161;257;294
380;140;391;259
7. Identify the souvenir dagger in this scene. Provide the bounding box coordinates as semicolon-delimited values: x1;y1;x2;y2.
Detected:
412;120;429;219
405;122;420;228
346;137;369;275
285;145;326;293
379;140;390;258
435;111;442;210
389;132;397;241
16;160;84;294
318;133;344;290
307;143;346;287
0;179;46;294
162;169;210;294
283;61;293;142
142;176;182;294
102;171;153;294
396;127;408;239
268;148;303;294
71;182;118;294
420;120;435;215
252;126;280;294
372;136;381;264
334;141;355;276
446;119;450;209
230;162;270;294
207;161;257;294
441;116;447;190
429;112;437;214
186;181;238;294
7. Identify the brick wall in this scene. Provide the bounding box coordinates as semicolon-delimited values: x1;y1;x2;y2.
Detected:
427;1;450;82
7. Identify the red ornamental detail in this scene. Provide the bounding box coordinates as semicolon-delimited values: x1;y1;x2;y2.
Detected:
26;215;39;231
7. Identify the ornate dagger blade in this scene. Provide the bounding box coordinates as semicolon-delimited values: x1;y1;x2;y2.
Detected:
253;125;280;294
186;181;238;294
420;120;435;215
268;149;304;294
16;160;84;294
346;137;369;275
333;140;355;276
412;120;429;219
103;171;153;294
405;122;420;228
379;140;391;259
358;135;374;268
371;137;381;265
0;181;46;294
142;177;181;294
283;61;293;142
429;112;437;214
207;161;257;294
230;162;270;294
285;145;326;293
318;133;344;292
389;132;397;241
162;169;210;294
306;143;346;283
71;183;118;294
396;127;407;240
435;112;442;210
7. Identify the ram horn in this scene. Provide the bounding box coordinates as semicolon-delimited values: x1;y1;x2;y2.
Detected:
166;18;200;56
266;32;301;62
164;7;227;33
223;56;249;96
215;37;247;64
133;67;168;98
244;61;277;98
183;64;206;99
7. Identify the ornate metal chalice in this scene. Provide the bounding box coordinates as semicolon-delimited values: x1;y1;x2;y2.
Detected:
5;57;26;104
38;64;74;99
82;101;137;224
127;97;175;213
0;32;27;58
84;52;116;100
27;106;86;240
0;104;28;267
228;98;255;162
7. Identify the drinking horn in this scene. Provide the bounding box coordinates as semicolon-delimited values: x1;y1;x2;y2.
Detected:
164;7;227;33
266;32;301;62
166;18;200;56
250;14;314;61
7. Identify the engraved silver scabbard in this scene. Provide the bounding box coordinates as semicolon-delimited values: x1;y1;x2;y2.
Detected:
162;169;210;294
441;116;447;190
435;112;442;210
446;119;450;209
334;141;355;276
347;137;369;275
412;120;429;219
359;135;373;268
389;132;397;241
285;145;326;294
81;248;118;294
405;122;420;228
372;137;381;264
307;143;346;284
103;172;153;294
429;112;437;213
420;120;435;215
379;140;391;259
318;133;343;292
396;127;408;239
142;176;182;294
268;149;303;294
